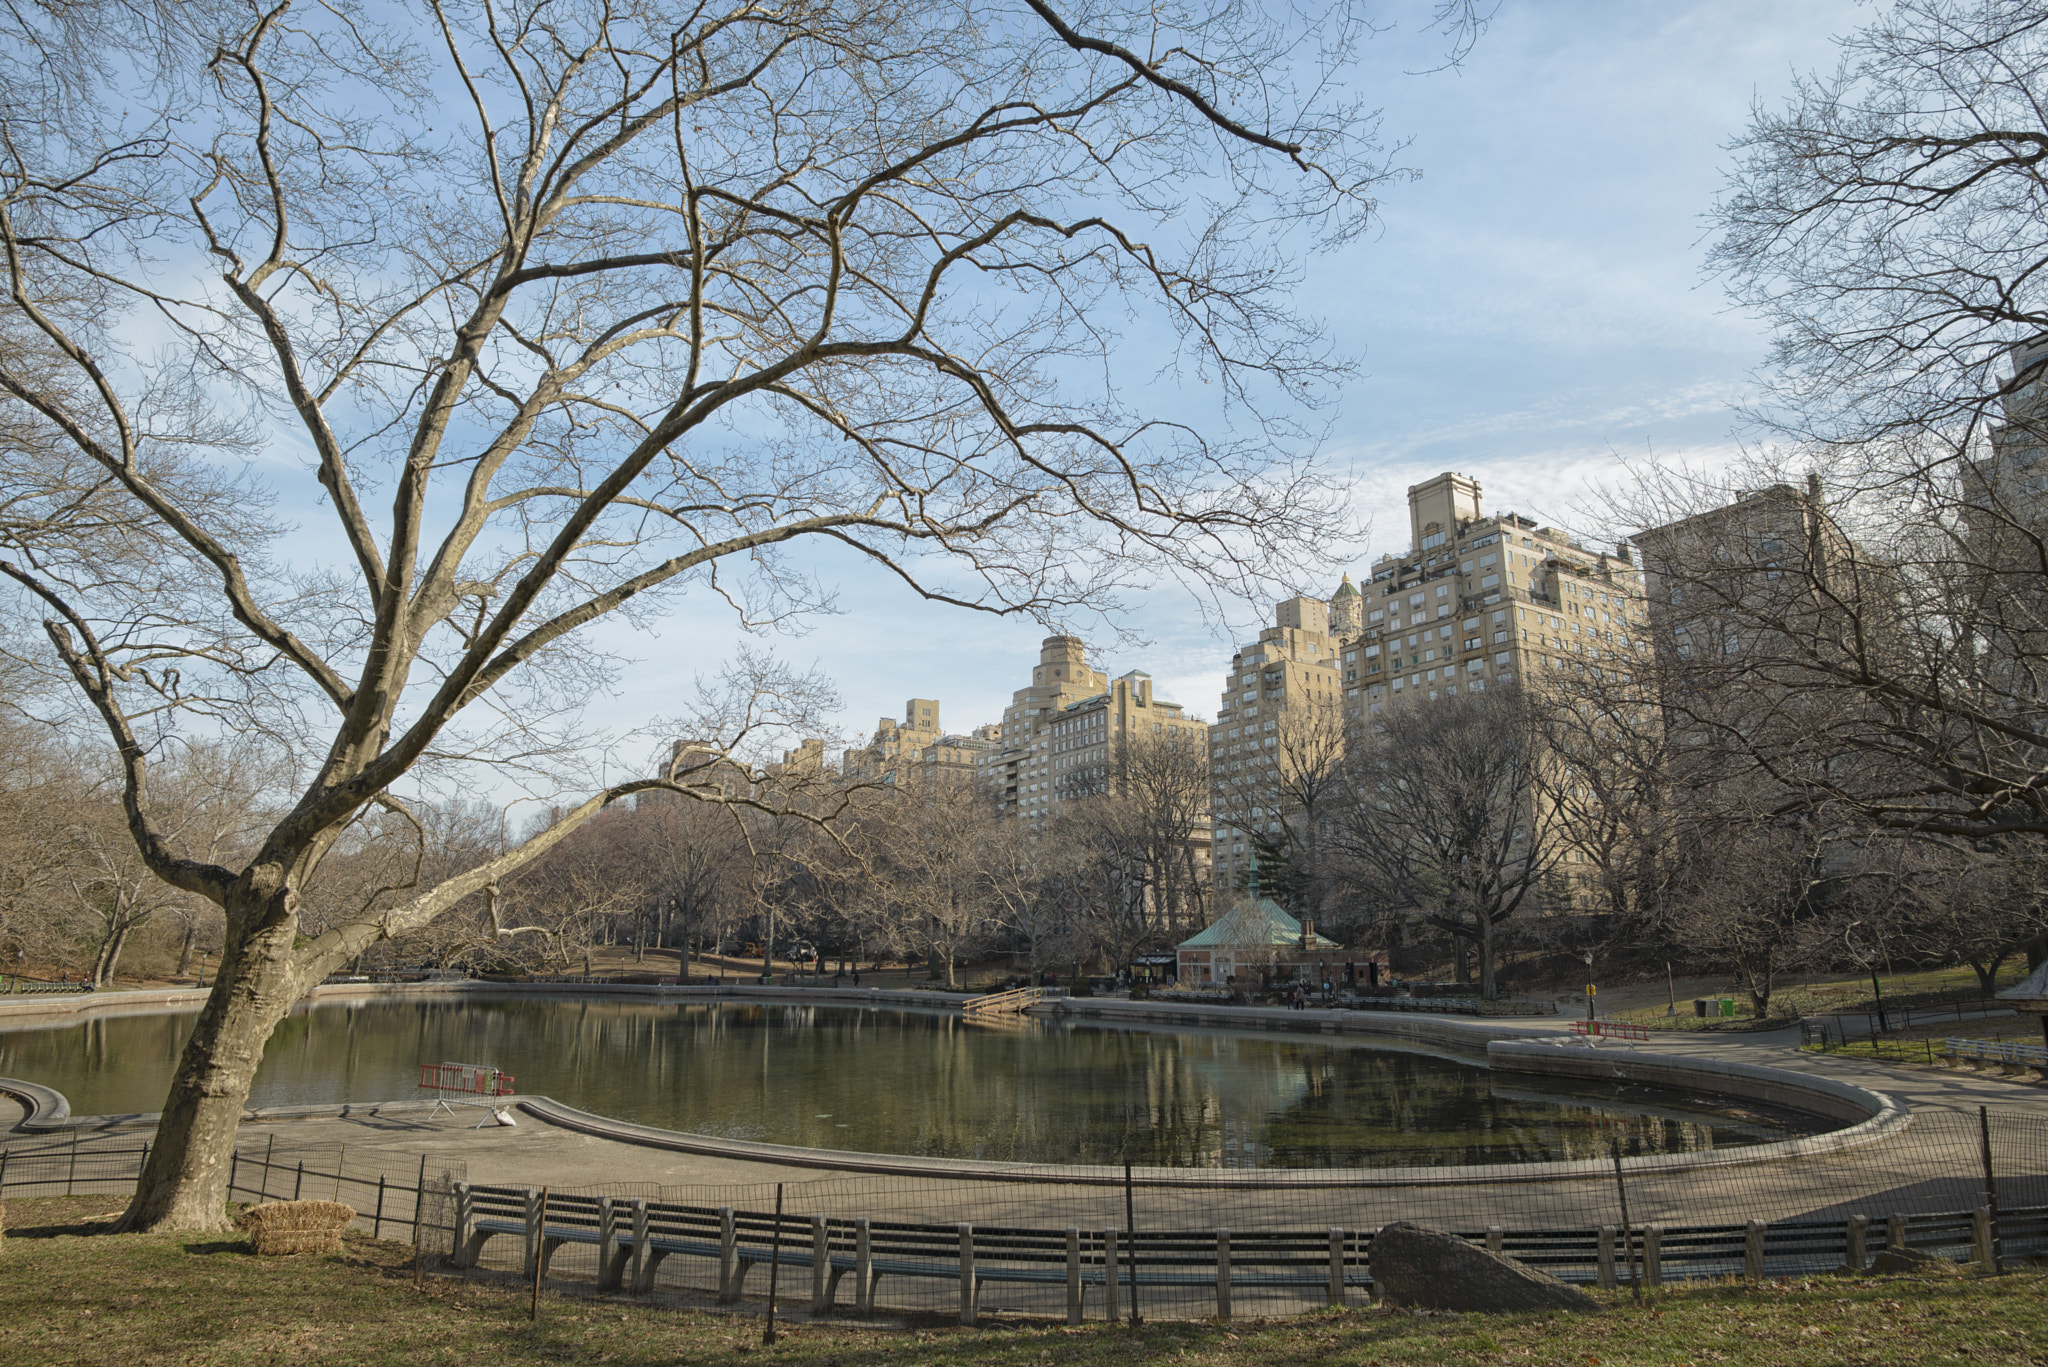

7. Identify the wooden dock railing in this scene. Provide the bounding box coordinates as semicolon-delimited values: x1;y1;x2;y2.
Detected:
961;986;1044;1016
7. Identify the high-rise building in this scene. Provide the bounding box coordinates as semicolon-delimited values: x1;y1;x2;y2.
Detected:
1341;473;1648;719
842;699;996;788
976;635;1206;827
1207;595;1347;895
1207;474;1651;907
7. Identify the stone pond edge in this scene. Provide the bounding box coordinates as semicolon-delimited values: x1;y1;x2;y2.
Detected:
0;981;1910;1187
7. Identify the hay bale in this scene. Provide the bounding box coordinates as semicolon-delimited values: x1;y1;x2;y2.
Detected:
235;1200;355;1256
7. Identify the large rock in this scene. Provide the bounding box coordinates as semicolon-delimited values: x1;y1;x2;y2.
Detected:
1370;1221;1600;1313
1871;1247;1953;1274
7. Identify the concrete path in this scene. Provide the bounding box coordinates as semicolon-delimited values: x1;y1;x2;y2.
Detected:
1510;1018;2048;1116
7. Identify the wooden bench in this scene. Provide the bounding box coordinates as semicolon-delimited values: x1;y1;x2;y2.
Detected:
1941;1038;2048;1077
451;1183;2048;1321
453;1186;618;1282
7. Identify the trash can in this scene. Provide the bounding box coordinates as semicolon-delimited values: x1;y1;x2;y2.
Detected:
1694;998;1710;1018
1720;996;1736;1018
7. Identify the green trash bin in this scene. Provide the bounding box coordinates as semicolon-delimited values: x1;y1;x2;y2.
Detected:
1720;996;1736;1018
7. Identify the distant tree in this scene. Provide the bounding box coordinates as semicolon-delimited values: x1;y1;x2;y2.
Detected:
1330;687;1556;1001
1876;841;2048;996
1214;704;1349;931
619;793;750;979
864;787;1005;988
1661;814;1836;1019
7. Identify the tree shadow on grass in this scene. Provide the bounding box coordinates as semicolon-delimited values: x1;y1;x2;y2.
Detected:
1;1196;127;1239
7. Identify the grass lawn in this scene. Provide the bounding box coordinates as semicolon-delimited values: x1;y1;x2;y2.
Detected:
1583;963;2023;1033
1800;1014;2048;1068
3;1198;2045;1366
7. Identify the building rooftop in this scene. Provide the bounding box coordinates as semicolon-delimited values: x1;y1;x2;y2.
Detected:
1179;898;1341;950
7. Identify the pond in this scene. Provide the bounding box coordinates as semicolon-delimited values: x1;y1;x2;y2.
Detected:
0;996;1822;1168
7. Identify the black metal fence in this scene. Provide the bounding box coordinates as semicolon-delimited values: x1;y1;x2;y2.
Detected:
0;1135;465;1256
425;1108;2048;1323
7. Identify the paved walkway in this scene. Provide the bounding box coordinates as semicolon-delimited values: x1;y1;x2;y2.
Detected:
1507;1016;2048;1117
4;1009;2037;1193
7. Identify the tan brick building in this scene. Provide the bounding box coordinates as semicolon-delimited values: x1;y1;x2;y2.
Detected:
842;700;999;789
977;635;1207;829
1206;472;1651;907
1343;472;1648;718
1207;595;1347;894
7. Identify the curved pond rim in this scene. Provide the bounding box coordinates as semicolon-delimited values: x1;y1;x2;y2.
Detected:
0;983;1911;1186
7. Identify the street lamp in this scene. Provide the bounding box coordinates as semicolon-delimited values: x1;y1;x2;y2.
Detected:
1581;949;1596;1024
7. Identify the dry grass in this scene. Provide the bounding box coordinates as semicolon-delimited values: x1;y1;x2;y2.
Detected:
2;1196;2046;1366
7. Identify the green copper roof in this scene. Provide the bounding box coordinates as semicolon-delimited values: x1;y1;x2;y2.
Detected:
1179;898;1341;949
1331;574;1358;598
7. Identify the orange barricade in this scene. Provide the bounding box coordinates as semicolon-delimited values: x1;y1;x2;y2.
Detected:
1568;1020;1650;1042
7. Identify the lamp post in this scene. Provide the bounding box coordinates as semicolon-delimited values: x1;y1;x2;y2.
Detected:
1581;949;1596;1024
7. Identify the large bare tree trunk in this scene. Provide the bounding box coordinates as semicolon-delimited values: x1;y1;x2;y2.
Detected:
91;922;128;987
118;905;302;1232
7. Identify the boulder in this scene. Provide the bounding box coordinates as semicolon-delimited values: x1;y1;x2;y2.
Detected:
1370;1221;1599;1313
1871;1247;1952;1274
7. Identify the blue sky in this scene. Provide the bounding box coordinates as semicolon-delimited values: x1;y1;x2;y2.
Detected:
593;0;1867;761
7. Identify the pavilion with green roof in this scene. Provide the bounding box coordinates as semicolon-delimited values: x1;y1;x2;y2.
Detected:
1175;897;1381;989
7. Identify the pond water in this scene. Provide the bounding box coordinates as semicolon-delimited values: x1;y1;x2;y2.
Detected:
0;996;1822;1168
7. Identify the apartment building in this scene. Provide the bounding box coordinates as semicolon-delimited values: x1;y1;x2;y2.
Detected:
976;635;1207;826
1976;334;2048;522
842;700;999;788
1631;477;1866;665
842;698;943;780
1342;472;1648;718
1205;473;1650;906
1207;594;1347;894
915;725;1002;788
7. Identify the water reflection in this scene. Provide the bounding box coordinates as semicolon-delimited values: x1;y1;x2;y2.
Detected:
0;998;1818;1167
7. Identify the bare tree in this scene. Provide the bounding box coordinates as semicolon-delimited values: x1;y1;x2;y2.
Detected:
1713;0;2048;451
1685;2;2048;854
0;716;82;973
971;810;1083;978
1213;703;1347;929
1330;686;1555;1001
1534;653;1690;930
1873;840;2048;996
1661;807;1846;1020
859;785;1004;988
0;0;1463;1231
616;792;749;979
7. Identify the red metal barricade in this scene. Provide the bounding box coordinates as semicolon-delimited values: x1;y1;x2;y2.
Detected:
416;1062;516;1097
1568;1019;1650;1042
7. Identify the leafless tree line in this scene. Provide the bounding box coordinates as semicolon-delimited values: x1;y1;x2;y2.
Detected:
475;726;1216;988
